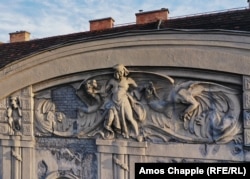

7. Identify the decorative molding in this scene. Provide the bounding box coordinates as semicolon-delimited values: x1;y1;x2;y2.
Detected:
113;156;129;171
0;123;9;134
244;129;250;146
244;110;250;128
243;76;250;90
12;149;22;161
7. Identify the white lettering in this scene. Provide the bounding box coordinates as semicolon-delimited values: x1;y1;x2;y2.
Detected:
139;167;165;174
167;167;204;176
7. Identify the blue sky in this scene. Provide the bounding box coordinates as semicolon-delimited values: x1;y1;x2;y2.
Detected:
0;0;248;42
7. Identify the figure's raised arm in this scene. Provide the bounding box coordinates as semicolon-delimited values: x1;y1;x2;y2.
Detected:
128;77;138;88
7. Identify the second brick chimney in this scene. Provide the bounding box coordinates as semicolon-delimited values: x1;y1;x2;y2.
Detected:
89;17;115;31
135;8;169;24
9;31;30;43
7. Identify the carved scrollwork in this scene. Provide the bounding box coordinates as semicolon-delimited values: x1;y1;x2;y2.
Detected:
35;99;75;137
142;80;242;144
34;64;242;144
38;160;48;179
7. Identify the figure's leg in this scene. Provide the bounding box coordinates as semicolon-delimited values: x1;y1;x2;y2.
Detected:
104;108;115;132
120;106;129;138
124;105;139;136
17;118;22;130
124;103;144;142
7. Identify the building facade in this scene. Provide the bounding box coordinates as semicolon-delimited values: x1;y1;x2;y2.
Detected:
0;7;250;179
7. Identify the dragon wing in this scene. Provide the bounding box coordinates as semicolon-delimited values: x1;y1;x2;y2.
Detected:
173;81;241;142
180;81;239;113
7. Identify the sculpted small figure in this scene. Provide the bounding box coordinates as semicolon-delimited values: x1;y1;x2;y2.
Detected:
79;79;103;114
7;96;22;135
85;79;102;104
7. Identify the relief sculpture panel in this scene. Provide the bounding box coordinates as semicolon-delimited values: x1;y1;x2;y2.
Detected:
34;64;242;145
0;86;33;138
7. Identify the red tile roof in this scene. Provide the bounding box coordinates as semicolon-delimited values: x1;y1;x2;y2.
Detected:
163;8;250;30
0;8;250;69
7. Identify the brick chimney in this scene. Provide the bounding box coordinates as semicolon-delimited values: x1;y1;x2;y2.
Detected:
89;17;115;31
9;31;30;43
135;8;169;24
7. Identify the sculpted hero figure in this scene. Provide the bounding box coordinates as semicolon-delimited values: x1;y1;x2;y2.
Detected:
104;64;144;141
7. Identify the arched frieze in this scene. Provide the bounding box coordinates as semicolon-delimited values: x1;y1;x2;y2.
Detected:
33;64;242;145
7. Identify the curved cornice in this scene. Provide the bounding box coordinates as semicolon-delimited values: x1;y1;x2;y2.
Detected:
0;29;249;98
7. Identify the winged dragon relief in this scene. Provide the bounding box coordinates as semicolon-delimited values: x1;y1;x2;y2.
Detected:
35;64;242;144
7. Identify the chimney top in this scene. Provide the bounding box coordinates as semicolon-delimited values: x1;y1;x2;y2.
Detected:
135;8;169;24
9;31;30;43
89;17;115;31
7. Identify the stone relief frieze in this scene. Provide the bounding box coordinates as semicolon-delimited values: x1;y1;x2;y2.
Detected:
0;86;33;137
34;64;242;144
35;98;74;136
114;156;129;171
36;138;97;179
38;160;48;179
